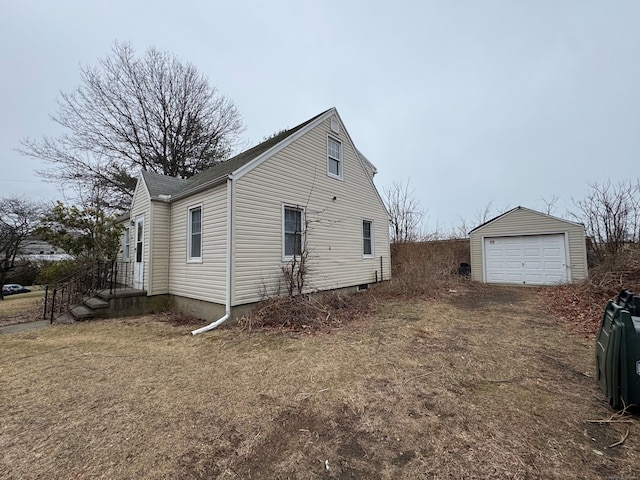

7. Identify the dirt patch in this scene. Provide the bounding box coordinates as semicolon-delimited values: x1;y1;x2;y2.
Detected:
230;404;382;480
443;283;527;309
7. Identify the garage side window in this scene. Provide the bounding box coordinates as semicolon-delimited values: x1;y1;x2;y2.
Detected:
188;205;202;262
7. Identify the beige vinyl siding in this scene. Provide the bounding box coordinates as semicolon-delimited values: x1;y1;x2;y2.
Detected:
232;116;391;305
149;201;170;294
130;180;150;291
469;208;587;283
168;183;227;304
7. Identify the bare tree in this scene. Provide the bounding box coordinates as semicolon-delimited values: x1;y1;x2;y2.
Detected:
383;179;425;244
20;42;245;211
540;194;560;215
451;201;496;239
0;197;43;300
570;180;640;261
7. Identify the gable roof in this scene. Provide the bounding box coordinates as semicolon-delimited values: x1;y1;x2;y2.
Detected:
140;108;334;201
141;170;189;199
136;107;388;217
468;206;583;234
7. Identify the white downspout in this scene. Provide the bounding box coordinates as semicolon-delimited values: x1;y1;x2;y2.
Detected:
191;177;233;335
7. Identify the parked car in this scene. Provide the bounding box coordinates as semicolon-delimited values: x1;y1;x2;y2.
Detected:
2;284;31;296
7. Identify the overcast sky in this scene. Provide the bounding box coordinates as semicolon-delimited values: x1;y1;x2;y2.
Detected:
2;0;639;234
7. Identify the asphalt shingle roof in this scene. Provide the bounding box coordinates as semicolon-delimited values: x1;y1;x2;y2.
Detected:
141;108;332;200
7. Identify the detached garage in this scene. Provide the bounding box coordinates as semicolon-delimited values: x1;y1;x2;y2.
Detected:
469;206;588;285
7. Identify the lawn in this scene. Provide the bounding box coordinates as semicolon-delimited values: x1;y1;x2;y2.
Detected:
0;289;45;326
1;285;638;479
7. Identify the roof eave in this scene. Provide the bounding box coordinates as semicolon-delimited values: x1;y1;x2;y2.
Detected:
169;175;230;201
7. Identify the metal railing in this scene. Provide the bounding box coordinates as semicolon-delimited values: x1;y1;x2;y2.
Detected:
42;261;138;323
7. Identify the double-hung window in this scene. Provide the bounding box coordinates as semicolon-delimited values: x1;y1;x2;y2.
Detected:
327;137;342;179
123;228;130;260
283;205;304;258
363;220;373;257
188;205;202;261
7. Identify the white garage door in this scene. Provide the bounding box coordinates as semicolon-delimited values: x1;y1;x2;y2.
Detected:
484;234;568;285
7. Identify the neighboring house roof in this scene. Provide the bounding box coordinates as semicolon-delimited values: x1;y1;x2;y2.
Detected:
140;108;336;201
468;206;583;234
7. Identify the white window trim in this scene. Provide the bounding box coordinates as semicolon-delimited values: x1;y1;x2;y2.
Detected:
327;136;343;180
282;204;305;261
363;219;374;258
187;204;203;263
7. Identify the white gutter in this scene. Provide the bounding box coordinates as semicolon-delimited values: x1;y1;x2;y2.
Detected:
191;177;234;335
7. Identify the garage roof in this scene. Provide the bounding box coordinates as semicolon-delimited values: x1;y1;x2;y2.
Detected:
468;206;583;235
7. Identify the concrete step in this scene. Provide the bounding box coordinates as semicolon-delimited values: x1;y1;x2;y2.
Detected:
85;297;109;309
55;313;76;324
70;305;95;321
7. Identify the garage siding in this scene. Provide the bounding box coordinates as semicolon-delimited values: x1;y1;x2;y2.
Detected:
469;207;587;284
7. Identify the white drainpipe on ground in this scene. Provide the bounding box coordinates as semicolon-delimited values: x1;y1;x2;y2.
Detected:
191;177;234;335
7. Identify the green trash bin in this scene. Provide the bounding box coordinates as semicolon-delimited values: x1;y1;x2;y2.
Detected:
595;290;640;410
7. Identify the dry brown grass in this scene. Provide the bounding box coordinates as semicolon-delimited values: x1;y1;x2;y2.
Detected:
0;290;44;327
1;285;638;479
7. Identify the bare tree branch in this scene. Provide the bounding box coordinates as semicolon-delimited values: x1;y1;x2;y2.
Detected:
19;42;245;211
570;180;640;262
383;179;425;244
0;197;44;299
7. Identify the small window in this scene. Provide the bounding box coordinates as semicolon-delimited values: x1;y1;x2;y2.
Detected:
123;228;130;260
283;206;304;258
327;137;342;179
363;220;373;257
188;206;202;261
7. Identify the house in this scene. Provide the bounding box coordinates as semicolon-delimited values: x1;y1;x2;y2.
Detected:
120;108;391;332
19;238;72;261
468;206;588;285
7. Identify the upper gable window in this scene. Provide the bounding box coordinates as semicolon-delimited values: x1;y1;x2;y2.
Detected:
327;137;343;180
188;205;202;262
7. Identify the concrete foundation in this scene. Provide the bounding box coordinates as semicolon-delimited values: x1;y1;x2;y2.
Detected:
169;295;256;325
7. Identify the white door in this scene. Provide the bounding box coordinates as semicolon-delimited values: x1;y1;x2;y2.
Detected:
133;216;144;290
484;234;568;285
